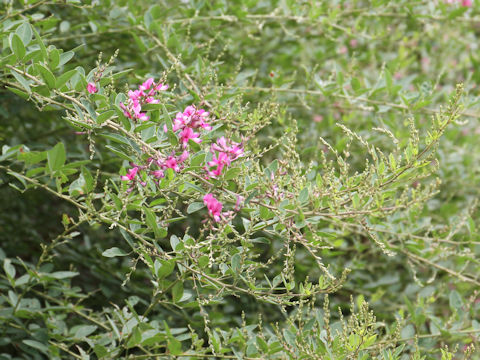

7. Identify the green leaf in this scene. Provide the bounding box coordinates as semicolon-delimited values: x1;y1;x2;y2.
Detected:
16;23;32;46
60;21;71;33
183;182;205;194
231;253;241;273
170;235;180;251
145;207;166;238
35;64;56;89
126;327;142;348
32;26;47;61
6;86;28;99
11;34;26;60
105;145;135;162
48;271;79;279
3;259;16;283
167;337;182;356
190;153;205;167
351;77;361;92
47;142;66;173
401;324;415;339
59;51;75;66
93;344;109;358
449;290;463;311
10;69;31;94
257;336;269;352
385;68;393;95
172;282;184;303
448;6;468;19
18;150;47;165
74;325;97;338
22;340;49;355
224;167;241;180
156;259;175;279
56;69;77;89
49;49;60;70
283;329;296;347
102;247;128;257
81;166;94;192
97;110;115;124
298;187;309;203
198;255;209;268
187;202;204;214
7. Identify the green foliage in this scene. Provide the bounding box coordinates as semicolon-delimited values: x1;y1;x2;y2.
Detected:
1;1;480;359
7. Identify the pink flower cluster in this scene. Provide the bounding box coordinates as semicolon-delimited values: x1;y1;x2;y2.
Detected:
166;105;212;148
118;79;246;223
120;78;168;121
202;193;243;223
205;136;244;178
173;105;212;132
120;150;190;192
87;82;97;94
120;90;213;191
203;194;223;222
445;0;472;6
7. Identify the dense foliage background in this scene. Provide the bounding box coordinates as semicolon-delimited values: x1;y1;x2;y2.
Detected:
1;0;480;359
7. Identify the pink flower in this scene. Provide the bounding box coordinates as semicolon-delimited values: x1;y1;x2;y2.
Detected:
164;156;180;172
204;137;244;178
155;83;169;91
139;78;154;91
211;137;244;161
179;127;201;148
178;150;189;162
120;166;138;181
190;109;212;130
173;113;187;131
205;152;229;178
157;151;188;173
235;195;244;211
137;112;150;121
120;78;168;122
145;97;160;104
203;193;223;222
87;82;97;94
446;0;473;5
173;105;212;131
151;170;164;178
128;90;142;102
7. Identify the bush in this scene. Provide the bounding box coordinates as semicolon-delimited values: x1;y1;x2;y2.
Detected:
1;1;479;359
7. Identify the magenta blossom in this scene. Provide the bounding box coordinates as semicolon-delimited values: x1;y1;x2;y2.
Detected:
155;83;169;91
211;137;244;161
157;151;189;173
139;78;154;91
203;193;223;222
179;127;202;148
446;0;473;5
87;82;97;94
205;137;244;178
121;78;168;121
121;166;138;181
164;156;181;172
173;105;212;132
206;151;231;178
151;170;164;179
235;195;244;211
